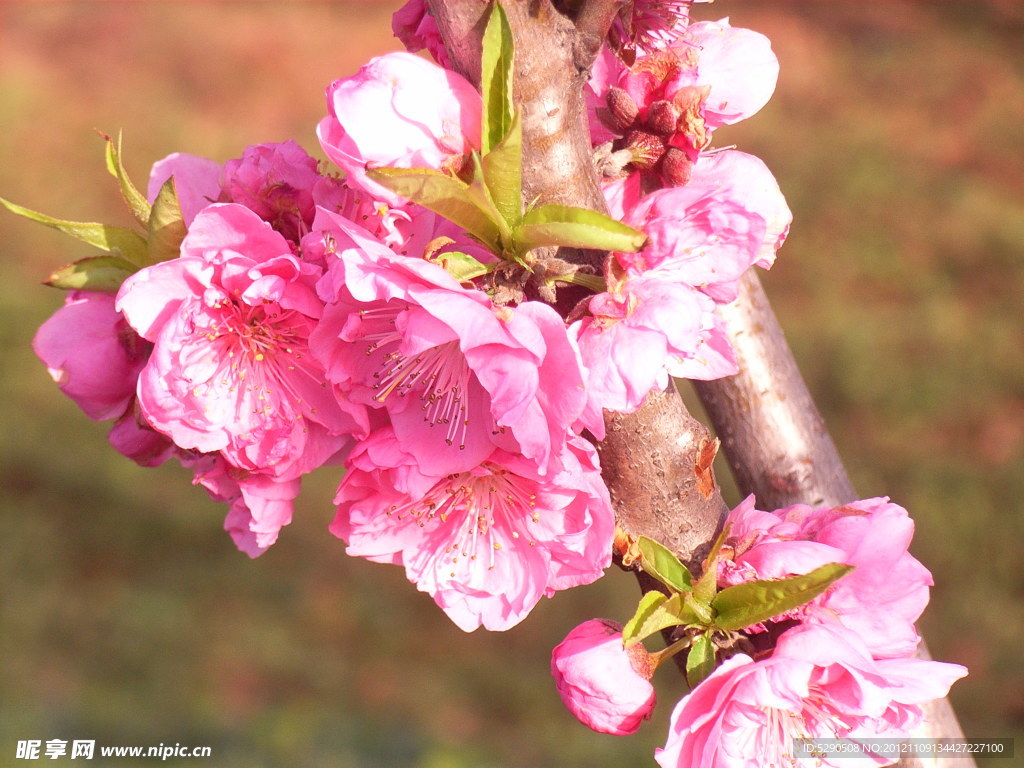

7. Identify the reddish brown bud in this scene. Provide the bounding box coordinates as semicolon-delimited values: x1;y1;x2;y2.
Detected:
645;99;681;136
606;86;639;133
659;147;693;186
625;129;666;171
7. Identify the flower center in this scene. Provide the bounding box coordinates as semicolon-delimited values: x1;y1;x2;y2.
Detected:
386;463;539;578
358;306;474;449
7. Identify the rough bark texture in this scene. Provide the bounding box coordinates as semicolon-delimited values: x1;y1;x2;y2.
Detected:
428;0;727;568
695;271;971;768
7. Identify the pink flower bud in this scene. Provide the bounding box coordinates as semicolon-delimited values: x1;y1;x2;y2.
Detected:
317;52;481;204
551;619;656;736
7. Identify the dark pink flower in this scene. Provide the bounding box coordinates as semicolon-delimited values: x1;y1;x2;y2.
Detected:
220;140;322;243
721;496;935;659
332;427;614;631
117;203;365;483
33;292;149;421
317;52;481;205
551;618;656;735
310;209;586;476
391;0;450;68
184;452;300;558
656;624;967;768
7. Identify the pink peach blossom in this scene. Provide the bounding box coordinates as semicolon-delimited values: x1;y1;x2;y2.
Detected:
571;274;719;421
317;52;481;205
33;292;149;421
551;618;656;735
620;182;768;304
310;209;586;476
117;203;365;482
720;496;934;659
391;0;450;68
656;623;967;768
332;427;614;631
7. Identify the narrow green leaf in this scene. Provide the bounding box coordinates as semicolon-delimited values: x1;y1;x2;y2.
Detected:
480;0;515;154
431;251;493;283
712;562;855;632
103;131;151;226
692;524;731;606
1;197;148;264
147;177;187;265
621;591;694;648
480;110;523;227
466;153;512;248
682;591;714;626
514;204;647;253
367;167;503;251
44;254;137;293
685;633;717;688
637;536;692;594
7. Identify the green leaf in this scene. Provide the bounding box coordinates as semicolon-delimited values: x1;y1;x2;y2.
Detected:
514;204;647;253
622;593;696;647
637;536;692;594
481;110;523;227
465;153;513;248
685;633;717;688
44;254;137;293
711;562;855;632
431;251;493;283
1;197;148;265
692;524;731;606
146;177;187;265
367;167;503;251
103;131;151;226
622;591;689;647
480;0;515;155
682;591;714;626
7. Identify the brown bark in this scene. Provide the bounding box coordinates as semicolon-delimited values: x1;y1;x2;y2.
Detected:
695;272;972;768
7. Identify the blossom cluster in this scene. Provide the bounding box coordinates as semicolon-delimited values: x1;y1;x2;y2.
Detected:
551;496;968;767
22;0;967;763
31;1;791;634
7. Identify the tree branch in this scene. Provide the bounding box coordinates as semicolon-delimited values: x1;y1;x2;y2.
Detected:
694;271;972;768
428;0;727;570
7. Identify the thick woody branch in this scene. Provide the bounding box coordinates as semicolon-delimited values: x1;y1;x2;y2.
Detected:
428;0;726;567
694;271;971;768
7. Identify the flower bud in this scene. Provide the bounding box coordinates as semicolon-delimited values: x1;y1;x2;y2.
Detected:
645;99;681;136
606;86;640;133
659;147;693;187
551;619;656;736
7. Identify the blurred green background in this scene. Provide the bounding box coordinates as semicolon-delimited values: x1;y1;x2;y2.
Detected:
1;1;1021;766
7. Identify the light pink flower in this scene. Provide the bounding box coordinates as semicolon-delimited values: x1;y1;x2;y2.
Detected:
33;292;149;421
317;52;482;205
117;203;365;482
720;496;934;659
620;182;768;304
310;209;586;476
656;623;967;768
551;618;656;735
571;273;720;422
688;150;792;271
333;427;614;631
